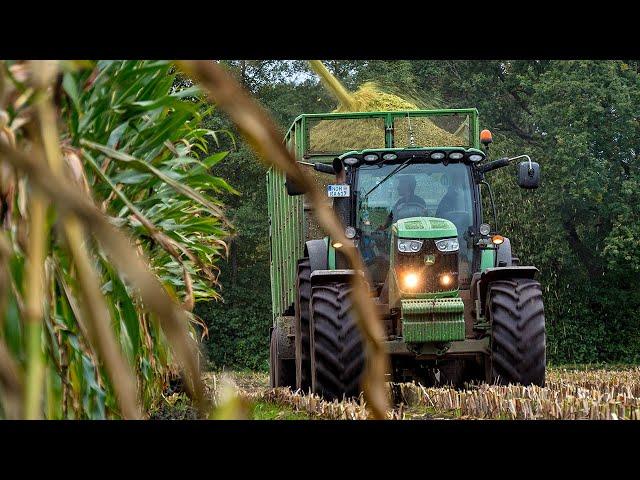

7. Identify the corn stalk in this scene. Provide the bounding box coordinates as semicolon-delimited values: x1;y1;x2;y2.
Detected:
0;60;232;418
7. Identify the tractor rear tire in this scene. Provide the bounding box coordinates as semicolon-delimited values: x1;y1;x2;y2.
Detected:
486;278;546;386
309;282;365;401
294;258;312;392
269;325;296;389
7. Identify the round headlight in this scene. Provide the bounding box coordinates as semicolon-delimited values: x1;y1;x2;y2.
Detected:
382;153;398;161
430;152;445;160
435;238;459;252
397;239;424;253
468;154;484;163
345;226;356;239
448;151;464;160
439;273;454;288
479;223;491;236
403;272;419;290
343;157;359;166
363;154;379;163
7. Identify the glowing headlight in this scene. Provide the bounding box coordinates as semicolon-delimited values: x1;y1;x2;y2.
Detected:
397;239;424;253
382;153;398;161
438;273;455;289
363;154;379;163
448;151;464;160
343;157;359;166
430;152;445;160
435;238;459;252
468;154;484;162
403;272;420;290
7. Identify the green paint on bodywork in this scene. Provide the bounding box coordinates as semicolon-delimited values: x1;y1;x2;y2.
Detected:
393;217;457;240
401;298;465;343
480;248;496;271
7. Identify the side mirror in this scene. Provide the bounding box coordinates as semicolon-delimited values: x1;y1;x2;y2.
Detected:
517;160;540;189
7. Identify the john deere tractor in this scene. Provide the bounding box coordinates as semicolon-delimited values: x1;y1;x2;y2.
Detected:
267;109;545;400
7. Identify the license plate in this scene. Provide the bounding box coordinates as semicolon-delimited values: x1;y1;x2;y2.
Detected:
327;184;350;198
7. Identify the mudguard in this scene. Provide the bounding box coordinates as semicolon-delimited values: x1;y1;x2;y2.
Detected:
304;239;328;273
495;237;513;267
475;265;539;313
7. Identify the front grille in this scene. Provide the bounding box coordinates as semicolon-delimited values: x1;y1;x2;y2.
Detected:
395;240;459;294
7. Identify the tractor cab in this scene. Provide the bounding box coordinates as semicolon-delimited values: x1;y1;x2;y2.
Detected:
349;148;478;293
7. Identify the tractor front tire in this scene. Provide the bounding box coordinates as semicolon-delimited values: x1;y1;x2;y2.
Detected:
294;258;312;392
486;278;546;386
309;282;365;401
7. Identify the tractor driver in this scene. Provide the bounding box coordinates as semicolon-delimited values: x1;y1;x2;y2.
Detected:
377;175;427;231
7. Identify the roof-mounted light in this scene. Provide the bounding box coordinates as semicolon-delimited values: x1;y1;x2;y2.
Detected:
430;152;445;160
468;153;485;163
382;153;398;161
363;153;379;163
480;129;493;146
448;151;464;160
343;157;359;166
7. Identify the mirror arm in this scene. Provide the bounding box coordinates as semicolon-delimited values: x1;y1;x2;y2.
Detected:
478;157;510;174
509;154;534;172
480;179;499;233
478;154;534;175
296;160;335;174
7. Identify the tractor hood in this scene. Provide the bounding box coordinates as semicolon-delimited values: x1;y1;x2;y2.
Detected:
392;217;457;239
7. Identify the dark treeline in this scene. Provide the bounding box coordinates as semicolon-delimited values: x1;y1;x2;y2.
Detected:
195;60;640;370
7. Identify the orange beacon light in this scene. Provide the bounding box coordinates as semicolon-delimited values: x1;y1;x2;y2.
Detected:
480;129;493;146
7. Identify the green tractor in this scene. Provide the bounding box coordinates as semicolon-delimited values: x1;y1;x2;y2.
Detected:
267;109;545;400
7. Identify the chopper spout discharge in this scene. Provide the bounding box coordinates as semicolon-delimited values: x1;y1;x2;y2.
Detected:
307;60;468;152
308;60;356;110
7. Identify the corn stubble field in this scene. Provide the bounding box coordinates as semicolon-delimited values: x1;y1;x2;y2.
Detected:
155;367;640;420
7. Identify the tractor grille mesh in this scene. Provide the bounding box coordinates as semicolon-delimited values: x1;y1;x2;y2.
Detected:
395;240;458;294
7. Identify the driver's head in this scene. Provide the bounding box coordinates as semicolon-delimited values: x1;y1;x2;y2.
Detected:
397;175;416;198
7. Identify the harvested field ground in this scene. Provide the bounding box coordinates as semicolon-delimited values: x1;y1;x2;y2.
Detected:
154;367;640;420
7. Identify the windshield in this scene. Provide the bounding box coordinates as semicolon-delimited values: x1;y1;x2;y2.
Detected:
356;162;475;287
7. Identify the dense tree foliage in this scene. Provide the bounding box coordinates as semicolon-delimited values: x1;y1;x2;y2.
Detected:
197;60;640;369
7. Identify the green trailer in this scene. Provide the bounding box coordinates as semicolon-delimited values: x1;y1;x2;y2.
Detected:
267;109;545;399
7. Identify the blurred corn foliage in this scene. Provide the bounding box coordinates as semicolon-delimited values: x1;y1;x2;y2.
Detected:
0;60;232;419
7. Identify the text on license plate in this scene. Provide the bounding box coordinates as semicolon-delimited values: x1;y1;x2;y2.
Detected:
327;184;350;197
